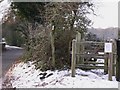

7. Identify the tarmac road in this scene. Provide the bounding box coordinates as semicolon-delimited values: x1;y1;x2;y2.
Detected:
2;46;24;77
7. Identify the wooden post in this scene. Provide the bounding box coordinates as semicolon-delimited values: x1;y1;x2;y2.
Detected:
108;41;113;81
116;39;120;81
50;26;55;68
81;38;85;64
108;52;113;81
71;39;76;77
104;41;113;81
104;54;108;74
76;32;81;64
112;40;116;76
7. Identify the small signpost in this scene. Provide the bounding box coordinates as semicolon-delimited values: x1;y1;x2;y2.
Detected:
104;43;112;53
104;42;113;81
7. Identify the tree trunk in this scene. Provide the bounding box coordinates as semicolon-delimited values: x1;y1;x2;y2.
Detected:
50;27;55;69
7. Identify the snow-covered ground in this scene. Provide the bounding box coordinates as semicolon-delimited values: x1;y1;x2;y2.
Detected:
5;61;118;88
6;45;23;49
0;78;2;89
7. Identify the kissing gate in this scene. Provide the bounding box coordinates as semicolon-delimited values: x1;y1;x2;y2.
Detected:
71;33;118;81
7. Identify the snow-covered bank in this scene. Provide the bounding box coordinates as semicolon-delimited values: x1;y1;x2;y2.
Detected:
5;61;118;88
0;78;2;89
6;45;23;49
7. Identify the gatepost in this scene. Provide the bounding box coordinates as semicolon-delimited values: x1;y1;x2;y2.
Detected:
116;39;120;82
104;41;113;81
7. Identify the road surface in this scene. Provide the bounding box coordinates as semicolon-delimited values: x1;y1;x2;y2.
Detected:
2;46;24;77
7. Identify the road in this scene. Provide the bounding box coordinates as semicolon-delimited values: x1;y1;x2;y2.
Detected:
2;46;24;77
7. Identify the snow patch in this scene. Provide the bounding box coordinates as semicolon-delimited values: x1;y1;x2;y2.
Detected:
0;78;2;89
6;45;23;49
6;61;118;88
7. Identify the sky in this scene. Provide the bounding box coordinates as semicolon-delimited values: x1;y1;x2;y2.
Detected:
0;0;119;28
89;0;119;28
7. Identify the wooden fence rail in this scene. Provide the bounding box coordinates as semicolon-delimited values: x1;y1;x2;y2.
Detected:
71;33;117;81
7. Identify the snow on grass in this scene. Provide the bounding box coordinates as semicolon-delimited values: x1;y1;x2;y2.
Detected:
96;59;104;66
6;45;23;49
0;78;2;89
6;61;118;88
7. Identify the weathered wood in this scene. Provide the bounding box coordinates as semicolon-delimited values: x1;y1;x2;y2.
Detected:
108;53;113;81
50;31;55;67
71;39;77;77
83;62;104;64
71;33;117;80
50;30;55;68
77;64;105;69
104;53;108;74
84;50;104;53
116;39;120;81
80;38;85;64
76;53;107;59
112;41;116;76
76;41;105;44
76;53;105;56
76;32;81;64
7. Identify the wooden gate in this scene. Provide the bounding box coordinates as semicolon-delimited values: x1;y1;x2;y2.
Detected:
71;33;117;81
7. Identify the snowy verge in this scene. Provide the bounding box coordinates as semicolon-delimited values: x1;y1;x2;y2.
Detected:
0;78;2;89
5;61;118;88
6;45;23;49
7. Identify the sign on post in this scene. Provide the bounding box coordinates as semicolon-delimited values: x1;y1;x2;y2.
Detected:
104;42;113;81
104;43;112;53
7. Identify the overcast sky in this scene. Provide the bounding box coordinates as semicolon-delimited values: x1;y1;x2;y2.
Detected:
0;0;119;29
89;0;119;28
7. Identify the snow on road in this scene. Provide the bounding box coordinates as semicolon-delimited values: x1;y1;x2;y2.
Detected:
5;61;118;88
6;45;23;49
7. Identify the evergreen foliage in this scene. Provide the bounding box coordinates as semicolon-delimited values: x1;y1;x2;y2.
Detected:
11;2;94;70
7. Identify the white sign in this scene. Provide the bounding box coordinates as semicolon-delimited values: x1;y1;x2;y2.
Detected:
104;43;112;53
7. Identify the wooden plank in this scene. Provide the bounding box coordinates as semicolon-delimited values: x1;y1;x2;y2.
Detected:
71;39;76;77
76;54;107;59
76;64;105;69
76;53;105;56
83;62;104;64
84;50;104;53
76;41;104;44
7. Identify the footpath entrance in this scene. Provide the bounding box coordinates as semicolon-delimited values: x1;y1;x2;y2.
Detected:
71;33;118;81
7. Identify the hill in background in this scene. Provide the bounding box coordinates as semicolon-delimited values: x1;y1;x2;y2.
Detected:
88;27;118;40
